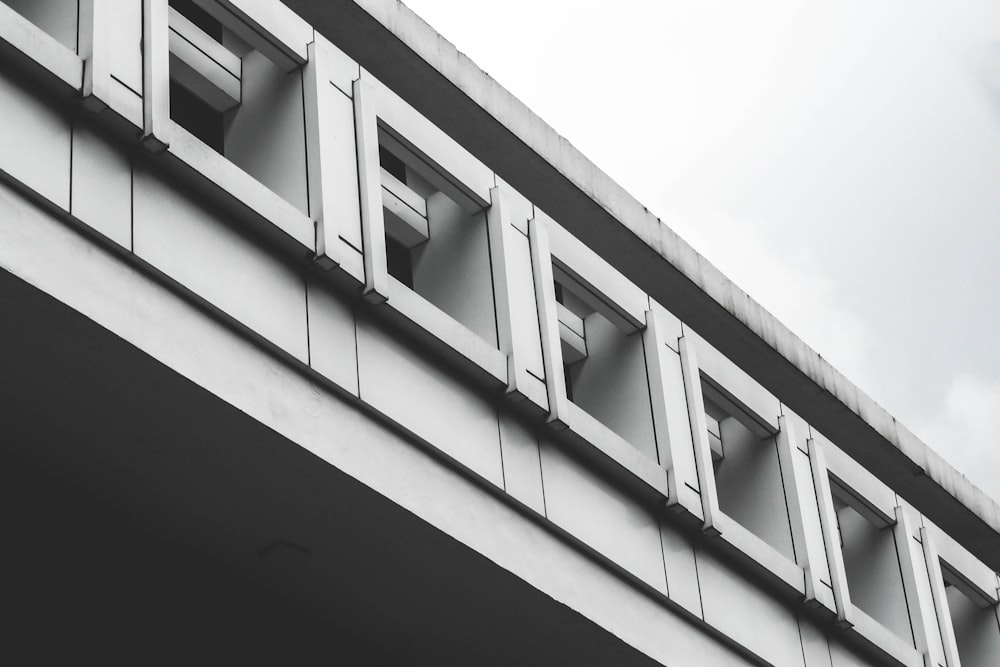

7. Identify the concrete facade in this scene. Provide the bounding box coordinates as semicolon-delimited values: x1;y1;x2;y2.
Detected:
0;2;997;665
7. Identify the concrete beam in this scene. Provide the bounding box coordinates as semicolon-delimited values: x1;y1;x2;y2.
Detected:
0;267;670;667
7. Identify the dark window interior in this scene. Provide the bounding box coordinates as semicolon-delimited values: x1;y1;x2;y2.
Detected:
379;145;407;184
385;235;414;289
170;0;223;41
170;80;224;153
554;281;574;400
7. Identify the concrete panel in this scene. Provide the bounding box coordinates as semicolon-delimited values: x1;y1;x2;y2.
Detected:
353;75;387;300
337;240;365;285
6;0;77;51
328;83;363;251
132;165;308;361
305;278;358;397
323;37;359;98
412;198;496;346
305;45;362;266
143;0;171;148
529;210;572;425
658;344;700;498
539;440;668;594
570;315;657;460
108;0;143;93
828;640;871;667
783;406;811;454
659;519;701;616
904;529;947;665
495;175;532;235
697;547;806;667
70;122;131;249
679;334;724;534
0;69;71;209
225;50;308;213
505;225;545;380
355;312;504;487
798;617;833;667
498;410;545;515
792;445;833;588
108;76;143;128
650;300;682;352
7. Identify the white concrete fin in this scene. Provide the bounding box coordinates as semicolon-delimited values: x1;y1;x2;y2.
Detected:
142;0;172;150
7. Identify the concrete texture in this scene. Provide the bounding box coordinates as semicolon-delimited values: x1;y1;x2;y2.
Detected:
2;2;998;664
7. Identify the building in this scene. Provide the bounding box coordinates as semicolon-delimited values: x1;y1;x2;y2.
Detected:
1;1;998;665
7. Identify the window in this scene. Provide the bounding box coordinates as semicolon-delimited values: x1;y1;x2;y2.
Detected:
828;479;913;643
530;215;660;468
375;127;497;346
941;569;1000;667
352;73;513;386
678;332;818;595
152;0;310;213
810;435;931;665
701;379;795;561
554;270;654;457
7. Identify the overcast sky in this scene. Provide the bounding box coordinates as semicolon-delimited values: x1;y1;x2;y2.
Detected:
403;0;1000;500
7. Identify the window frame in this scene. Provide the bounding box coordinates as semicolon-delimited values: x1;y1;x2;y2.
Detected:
353;72;529;394
922;520;1000;667
141;0;315;255
679;330;831;607
810;432;935;667
529;211;669;501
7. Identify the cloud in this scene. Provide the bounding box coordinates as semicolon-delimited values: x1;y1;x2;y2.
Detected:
913;374;1000;501
663;202;877;392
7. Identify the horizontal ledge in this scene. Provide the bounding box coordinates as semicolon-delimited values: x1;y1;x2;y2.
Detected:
197;0;310;73
0;3;83;92
169;8;241;112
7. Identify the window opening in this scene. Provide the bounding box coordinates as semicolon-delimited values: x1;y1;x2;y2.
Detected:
169;79;224;152
702;379;794;559
170;0;222;41
165;0;308;211
941;564;1000;667
5;0;78;51
830;480;914;645
552;270;656;459
379;145;407;184
376;130;498;346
